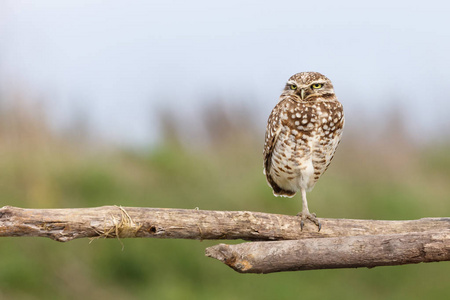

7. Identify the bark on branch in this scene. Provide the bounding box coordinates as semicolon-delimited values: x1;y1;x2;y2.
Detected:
1;205;449;273
205;231;450;273
1;205;447;241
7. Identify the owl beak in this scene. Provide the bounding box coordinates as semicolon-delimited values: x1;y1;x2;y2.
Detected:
300;89;306;100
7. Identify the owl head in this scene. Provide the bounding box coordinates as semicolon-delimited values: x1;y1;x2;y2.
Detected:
283;72;335;101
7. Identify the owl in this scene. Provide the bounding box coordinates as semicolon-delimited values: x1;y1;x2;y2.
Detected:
263;72;344;231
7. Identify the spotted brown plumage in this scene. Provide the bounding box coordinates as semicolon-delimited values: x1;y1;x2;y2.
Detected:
263;72;344;231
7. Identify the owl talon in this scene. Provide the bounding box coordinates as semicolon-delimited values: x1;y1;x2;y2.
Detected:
297;212;321;232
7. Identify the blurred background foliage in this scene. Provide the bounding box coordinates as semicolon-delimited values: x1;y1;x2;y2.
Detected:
0;91;449;299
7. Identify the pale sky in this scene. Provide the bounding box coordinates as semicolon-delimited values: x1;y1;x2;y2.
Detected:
1;0;450;145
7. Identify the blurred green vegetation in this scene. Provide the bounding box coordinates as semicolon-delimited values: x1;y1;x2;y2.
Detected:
0;99;449;299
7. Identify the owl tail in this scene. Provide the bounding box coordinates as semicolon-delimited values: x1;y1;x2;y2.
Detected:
265;173;296;198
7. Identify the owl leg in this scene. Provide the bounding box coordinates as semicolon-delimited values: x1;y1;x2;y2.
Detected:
297;188;321;231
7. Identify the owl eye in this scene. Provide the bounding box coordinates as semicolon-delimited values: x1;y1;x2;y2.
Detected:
290;84;297;90
311;83;323;89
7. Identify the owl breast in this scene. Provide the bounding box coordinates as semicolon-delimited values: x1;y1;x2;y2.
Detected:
266;98;344;197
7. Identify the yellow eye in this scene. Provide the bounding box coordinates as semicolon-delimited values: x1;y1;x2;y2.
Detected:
290;85;297;90
312;83;323;89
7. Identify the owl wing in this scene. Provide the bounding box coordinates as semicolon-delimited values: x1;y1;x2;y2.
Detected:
263;103;283;175
263;101;297;197
312;102;345;180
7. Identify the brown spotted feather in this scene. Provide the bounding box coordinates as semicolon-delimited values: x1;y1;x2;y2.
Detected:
263;72;344;198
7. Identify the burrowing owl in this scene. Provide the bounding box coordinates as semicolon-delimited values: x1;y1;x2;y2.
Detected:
263;72;344;231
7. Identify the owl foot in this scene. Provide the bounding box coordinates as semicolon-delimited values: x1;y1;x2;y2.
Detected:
297;212;321;232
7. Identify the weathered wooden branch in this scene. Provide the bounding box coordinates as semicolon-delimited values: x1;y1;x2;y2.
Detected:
1;205;449;273
1;205;447;241
205;231;450;273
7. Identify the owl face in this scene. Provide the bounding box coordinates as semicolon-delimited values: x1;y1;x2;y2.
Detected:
283;72;335;101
